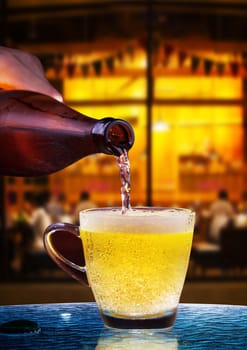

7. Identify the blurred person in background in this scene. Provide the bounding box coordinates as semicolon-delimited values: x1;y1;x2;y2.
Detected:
73;191;97;225
46;191;67;222
26;191;51;252
207;189;235;244
238;190;247;214
233;190;247;228
7;218;33;275
47;191;74;224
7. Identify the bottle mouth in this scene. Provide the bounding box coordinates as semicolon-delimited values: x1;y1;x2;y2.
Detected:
106;119;134;155
92;117;135;156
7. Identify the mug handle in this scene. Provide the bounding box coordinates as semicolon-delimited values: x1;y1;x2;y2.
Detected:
43;222;88;285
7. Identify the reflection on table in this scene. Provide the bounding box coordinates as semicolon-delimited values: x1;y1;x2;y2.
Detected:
0;303;247;349
96;330;178;349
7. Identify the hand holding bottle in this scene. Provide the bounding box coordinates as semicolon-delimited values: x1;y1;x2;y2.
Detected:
0;89;134;176
0;47;134;177
0;46;63;102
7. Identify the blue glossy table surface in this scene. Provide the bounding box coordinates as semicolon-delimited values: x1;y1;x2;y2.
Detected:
0;302;246;349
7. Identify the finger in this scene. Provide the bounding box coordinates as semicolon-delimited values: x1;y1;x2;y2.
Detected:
1;46;45;79
12;52;64;101
11;49;46;79
31;79;64;102
0;49;63;102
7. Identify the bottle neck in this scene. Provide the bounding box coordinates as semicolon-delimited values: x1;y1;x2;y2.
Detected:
92;117;134;156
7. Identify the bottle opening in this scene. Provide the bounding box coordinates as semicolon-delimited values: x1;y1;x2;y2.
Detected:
93;117;134;156
107;124;131;146
106;120;134;156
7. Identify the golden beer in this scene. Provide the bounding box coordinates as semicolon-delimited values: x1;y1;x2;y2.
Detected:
80;207;195;328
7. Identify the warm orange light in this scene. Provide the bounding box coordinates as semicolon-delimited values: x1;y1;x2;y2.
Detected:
63;68;243;205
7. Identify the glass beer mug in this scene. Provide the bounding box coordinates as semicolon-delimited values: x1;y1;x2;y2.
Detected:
44;207;195;330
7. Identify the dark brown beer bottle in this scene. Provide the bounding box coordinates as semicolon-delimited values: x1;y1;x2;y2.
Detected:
0;90;134;177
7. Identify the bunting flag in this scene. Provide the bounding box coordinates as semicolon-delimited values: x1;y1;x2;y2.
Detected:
243;61;247;72
37;41;136;78
138;35;147;50
53;53;63;76
163;44;174;66
152;33;162;54
126;44;135;60
37;39;247;78
216;62;225;76
164;44;174;58
230;61;240;76
92;60;102;76
38;53;54;72
66;62;76;78
242;51;247;62
178;51;187;67
105;56;115;73
242;51;247;74
116;50;124;63
204;58;214;75
191;55;200;73
81;63;89;77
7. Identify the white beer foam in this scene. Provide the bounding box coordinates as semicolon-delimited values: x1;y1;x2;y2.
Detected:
80;207;195;233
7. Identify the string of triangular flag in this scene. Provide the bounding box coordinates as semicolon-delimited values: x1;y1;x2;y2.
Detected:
37;40;247;78
162;43;247;76
37;42;135;78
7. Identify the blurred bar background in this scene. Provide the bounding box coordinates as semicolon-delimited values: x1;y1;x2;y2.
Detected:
1;0;247;306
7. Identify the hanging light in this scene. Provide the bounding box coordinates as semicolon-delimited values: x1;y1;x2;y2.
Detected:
152;119;171;132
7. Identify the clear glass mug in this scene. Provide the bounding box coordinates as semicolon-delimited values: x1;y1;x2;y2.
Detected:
43;207;195;330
